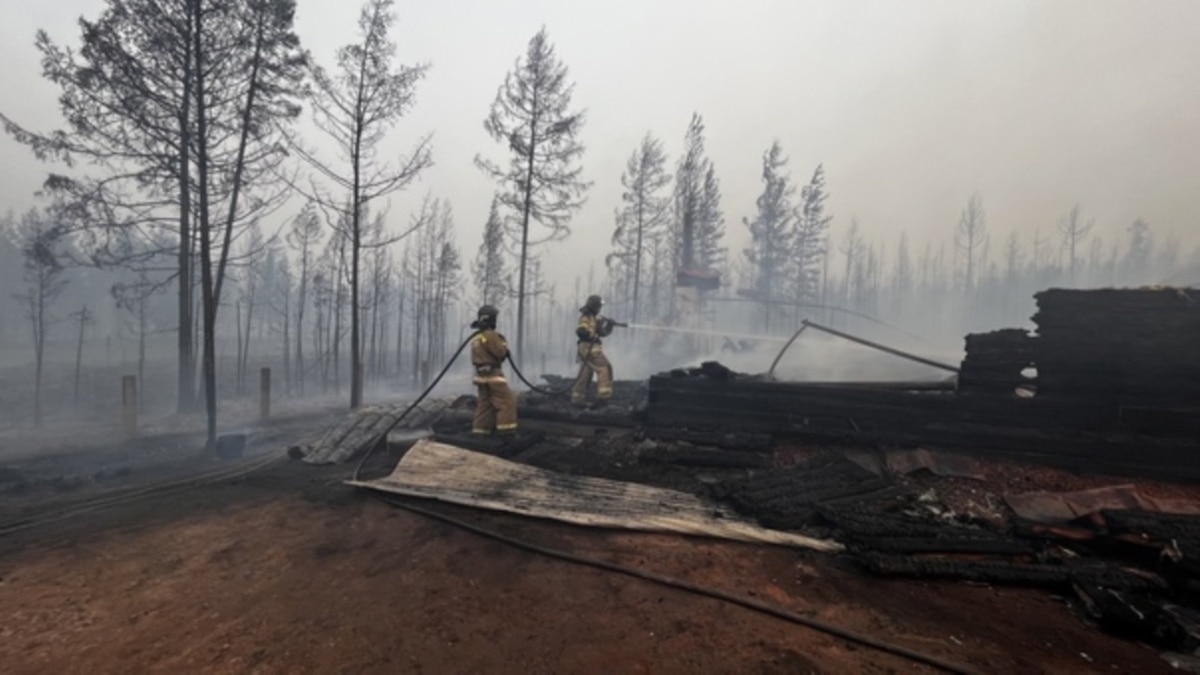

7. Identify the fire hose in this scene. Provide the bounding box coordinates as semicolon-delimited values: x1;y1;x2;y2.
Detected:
372;495;979;675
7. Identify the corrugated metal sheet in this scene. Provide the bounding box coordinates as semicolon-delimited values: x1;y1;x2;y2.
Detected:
302;400;447;465
350;439;842;552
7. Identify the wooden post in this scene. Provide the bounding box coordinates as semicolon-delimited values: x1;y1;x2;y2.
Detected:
541;352;546;377
121;375;137;437
260;367;271;421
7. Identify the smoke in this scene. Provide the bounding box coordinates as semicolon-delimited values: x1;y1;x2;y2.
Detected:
605;324;960;383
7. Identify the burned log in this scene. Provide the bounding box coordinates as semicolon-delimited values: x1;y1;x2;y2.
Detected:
858;554;1166;592
711;454;897;530
644;362;1200;480
637;444;770;470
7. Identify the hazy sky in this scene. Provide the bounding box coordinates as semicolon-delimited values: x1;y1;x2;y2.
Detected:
2;0;1198;290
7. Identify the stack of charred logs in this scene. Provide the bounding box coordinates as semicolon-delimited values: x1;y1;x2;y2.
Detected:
1032;288;1200;405
957;329;1035;396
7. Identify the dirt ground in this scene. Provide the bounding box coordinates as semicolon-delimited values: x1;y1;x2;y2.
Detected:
0;450;1179;675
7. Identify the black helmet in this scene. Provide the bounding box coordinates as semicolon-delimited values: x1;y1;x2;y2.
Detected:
472;304;499;329
582;294;603;313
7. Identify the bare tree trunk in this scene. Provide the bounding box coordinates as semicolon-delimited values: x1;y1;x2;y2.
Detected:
194;0;219;451
33;333;44;427
137;293;146;411
395;272;404;381
235;300;244;395
333;240;345;394
314;300;326;393
243;288;255;395
281;288;291;396
295;262;307;396
177;19;194;415
73;305;89;409
515;121;536;365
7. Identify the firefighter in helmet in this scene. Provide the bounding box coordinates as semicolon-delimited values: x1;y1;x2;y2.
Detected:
572;294;615;406
469;305;517;435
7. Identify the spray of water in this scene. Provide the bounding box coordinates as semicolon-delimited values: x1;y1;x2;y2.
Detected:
623;323;789;343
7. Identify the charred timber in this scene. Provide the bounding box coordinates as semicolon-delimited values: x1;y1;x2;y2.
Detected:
645;371;1200;480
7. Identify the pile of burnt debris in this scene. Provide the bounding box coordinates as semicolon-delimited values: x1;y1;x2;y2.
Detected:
420;410;1200;653
702;450;1200;653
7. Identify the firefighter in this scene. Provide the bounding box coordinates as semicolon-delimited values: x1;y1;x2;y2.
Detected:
469;305;518;435
572;294;615;406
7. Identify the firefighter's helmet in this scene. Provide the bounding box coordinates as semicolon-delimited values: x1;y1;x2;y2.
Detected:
582;294;603;313
472;304;499;329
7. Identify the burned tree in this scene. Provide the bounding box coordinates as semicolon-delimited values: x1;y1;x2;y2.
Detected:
9;210;68;427
795;164;832;307
402;197;459;382
5;0;306;448
742;140;796;331
893;232;913;299
698;162;726;271
1124;218;1153;283
839;219;866;310
70;305;93;409
2;0;196;412
193;0;305;449
955;192;987;292
609;133;671;324
290;0;432;409
234;223;266;395
473;195;510;307
475;27;591;362
285;202;323;395
673;113;725;277
1057;204;1092;284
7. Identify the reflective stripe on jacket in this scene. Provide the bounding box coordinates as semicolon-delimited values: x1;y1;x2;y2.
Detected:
471;329;508;374
576;313;599;344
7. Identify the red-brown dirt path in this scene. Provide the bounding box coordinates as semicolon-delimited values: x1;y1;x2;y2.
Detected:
0;466;1172;674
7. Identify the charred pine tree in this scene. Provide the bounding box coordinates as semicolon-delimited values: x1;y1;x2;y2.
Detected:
292;0;432;409
1057;204;1093;285
286;203;323;396
955;192;987;293
2;0;195;414
743;140;796;332
893;232;913;306
234;224;266;396
795;164;832;317
70;304;93;409
6;0;305;449
1124;218;1153;284
475;27;591;363
472;195;509;308
671;112;725;304
10;210;68;428
608;133;670;324
840;219;866;315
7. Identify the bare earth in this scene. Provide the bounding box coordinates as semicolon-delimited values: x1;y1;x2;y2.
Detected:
0;457;1174;675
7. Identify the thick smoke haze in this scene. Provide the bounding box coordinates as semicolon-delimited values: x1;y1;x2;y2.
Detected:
2;0;1198;288
0;0;1197;434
